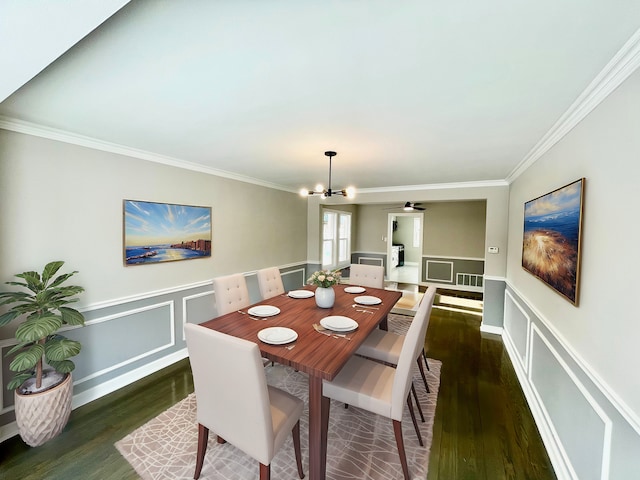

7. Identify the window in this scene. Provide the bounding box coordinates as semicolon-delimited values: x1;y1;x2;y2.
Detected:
322;210;351;269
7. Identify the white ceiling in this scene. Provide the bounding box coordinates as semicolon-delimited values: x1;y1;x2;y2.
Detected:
2;1;639;192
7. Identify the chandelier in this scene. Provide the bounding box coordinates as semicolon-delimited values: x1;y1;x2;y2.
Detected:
299;151;356;199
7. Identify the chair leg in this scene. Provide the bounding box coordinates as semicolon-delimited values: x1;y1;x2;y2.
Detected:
406;394;424;447
259;462;271;480
416;357;430;393
411;381;425;422
194;423;209;480
393;419;411;480
292;421;305;479
422;347;430;370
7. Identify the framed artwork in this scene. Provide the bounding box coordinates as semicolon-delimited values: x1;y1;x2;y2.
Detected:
522;178;585;305
123;200;211;266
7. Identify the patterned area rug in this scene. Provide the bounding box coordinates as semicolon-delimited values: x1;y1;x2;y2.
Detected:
115;315;441;480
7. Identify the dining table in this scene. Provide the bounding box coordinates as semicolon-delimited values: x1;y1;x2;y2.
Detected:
199;284;402;480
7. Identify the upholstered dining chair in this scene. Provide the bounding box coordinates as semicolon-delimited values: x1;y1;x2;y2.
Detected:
349;263;385;288
184;324;305;480
322;285;432;480
356;286;437;396
256;267;285;300
212;273;250;316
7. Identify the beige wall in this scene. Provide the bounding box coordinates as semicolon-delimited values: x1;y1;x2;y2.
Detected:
324;184;508;277
423;201;486;257
0;130;308;309
506;67;640;418
354;200;486;259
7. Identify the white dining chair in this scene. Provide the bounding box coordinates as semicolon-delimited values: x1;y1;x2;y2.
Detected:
349;263;385;289
212;273;250;316
213;273;272;366
356;286;437;396
184;323;305;480
256;267;285;300
322;285;432;480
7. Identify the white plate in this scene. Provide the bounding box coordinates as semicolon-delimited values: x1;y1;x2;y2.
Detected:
344;286;366;294
288;290;315;299
354;295;382;305
258;327;298;345
248;305;281;317
320;316;359;332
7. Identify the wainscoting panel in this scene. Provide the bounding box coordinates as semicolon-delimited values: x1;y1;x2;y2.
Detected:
70;301;175;388
530;325;611;480
503;285;640;480
351;252;386;269
422;256;484;291
425;260;453;282
281;266;307;291
503;289;529;369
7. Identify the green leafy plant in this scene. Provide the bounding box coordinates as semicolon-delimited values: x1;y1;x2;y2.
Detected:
0;261;85;391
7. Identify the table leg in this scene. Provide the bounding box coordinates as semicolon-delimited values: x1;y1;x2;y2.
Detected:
308;376;329;480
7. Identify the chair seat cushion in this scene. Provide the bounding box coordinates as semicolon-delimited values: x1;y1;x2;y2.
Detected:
355;329;403;365
268;385;304;454
323;356;395;418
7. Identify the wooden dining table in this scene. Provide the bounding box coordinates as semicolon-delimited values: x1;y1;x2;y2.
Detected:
199;284;402;480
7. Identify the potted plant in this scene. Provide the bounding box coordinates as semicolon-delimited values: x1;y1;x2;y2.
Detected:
307;269;342;308
0;261;85;447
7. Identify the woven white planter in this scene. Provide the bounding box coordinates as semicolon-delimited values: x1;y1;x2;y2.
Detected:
14;373;73;447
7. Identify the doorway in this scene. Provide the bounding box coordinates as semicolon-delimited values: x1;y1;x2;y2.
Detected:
387;212;423;285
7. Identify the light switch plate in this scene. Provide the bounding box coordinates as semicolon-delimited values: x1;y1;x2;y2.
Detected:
488;246;499;254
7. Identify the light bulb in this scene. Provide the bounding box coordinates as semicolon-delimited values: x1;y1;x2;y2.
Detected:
315;184;324;193
345;186;356;199
299;188;309;197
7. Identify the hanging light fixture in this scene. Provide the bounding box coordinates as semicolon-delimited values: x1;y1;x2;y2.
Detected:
299;151;356;199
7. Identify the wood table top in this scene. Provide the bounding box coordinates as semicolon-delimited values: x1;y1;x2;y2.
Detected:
199;285;402;381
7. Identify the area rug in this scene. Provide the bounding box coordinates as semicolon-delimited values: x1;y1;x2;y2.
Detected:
116;315;441;480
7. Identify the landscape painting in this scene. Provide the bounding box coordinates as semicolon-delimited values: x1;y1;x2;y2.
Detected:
522;178;585;305
124;200;211;266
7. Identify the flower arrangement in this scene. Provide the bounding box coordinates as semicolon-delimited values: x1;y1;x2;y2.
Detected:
307;269;342;288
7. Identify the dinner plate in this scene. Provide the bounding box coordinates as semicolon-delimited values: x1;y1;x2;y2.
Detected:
344;286;366;294
257;327;298;345
248;305;281;317
288;290;315;299
320;316;359;332
354;295;382;305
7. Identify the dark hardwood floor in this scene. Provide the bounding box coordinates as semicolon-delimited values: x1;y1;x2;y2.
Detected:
427;307;556;480
0;306;556;480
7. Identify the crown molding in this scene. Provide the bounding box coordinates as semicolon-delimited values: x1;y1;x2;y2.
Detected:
0;116;298;194
507;27;640;183
356;179;509;194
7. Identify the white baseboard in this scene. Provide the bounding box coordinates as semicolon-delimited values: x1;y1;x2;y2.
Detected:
502;331;571;480
0;348;189;444
72;348;188;409
0;421;20;444
480;324;503;335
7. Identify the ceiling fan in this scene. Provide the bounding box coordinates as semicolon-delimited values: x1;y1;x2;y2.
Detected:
384;202;426;211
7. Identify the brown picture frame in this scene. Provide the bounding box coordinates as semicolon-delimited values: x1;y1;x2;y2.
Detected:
123;200;211;266
522;178;585;305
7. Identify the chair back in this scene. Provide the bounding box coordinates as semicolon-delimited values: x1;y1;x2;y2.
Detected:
390;286;437;420
256;267;285;299
213;273;250;316
184;323;275;464
350;263;385;289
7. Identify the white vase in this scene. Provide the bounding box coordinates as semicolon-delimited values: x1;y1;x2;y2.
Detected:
315;286;335;308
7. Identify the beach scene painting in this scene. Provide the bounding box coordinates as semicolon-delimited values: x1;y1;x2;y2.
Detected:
522;179;585;305
124;200;211;266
